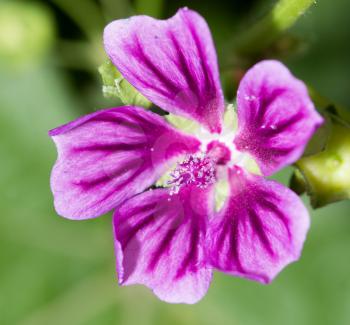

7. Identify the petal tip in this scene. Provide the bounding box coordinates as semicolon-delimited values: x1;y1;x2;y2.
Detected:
102;8;224;134
112;188;213;304
208;170;310;285
235;59;327;175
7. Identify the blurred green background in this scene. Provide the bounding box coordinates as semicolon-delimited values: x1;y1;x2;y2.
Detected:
1;0;349;324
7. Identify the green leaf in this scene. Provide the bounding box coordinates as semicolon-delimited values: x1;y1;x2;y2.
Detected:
228;0;316;56
295;118;350;208
98;60;152;108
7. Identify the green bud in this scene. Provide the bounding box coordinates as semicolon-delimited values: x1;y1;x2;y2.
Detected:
98;60;151;108
302;113;331;157
0;2;55;69
296;118;350;208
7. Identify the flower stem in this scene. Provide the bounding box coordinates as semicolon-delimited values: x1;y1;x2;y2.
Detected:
231;0;316;55
51;0;105;41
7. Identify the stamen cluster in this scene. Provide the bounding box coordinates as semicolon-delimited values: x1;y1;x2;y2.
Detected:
168;154;216;195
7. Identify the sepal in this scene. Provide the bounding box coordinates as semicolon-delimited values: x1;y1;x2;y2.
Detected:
98;60;151;108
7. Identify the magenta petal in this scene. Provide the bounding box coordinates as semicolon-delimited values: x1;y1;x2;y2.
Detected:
104;8;225;133
234;60;323;176
207;167;310;283
49;106;200;220
113;186;213;303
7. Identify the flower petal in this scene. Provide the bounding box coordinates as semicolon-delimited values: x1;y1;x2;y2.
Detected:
49;106;200;220
104;8;224;133
207;166;310;283
113;186;214;304
234;60;323;176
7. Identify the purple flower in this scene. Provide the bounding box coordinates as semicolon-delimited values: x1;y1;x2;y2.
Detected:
49;8;323;303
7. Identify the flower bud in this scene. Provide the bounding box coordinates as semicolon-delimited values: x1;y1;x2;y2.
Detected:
296;119;350;208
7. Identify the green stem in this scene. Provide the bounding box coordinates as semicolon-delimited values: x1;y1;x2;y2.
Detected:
51;0;105;41
231;0;316;55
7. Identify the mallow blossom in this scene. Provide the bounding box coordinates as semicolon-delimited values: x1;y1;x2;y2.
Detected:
49;8;323;303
